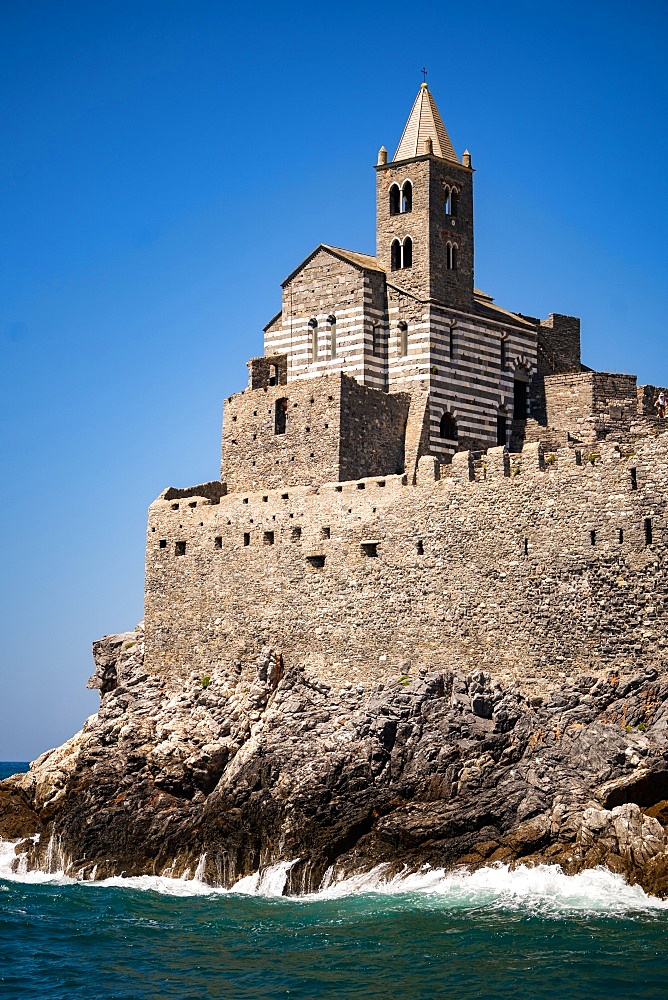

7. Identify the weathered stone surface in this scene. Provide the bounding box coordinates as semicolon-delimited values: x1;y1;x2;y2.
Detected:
2;629;667;897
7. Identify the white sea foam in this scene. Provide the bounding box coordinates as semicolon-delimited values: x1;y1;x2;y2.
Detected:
1;837;666;913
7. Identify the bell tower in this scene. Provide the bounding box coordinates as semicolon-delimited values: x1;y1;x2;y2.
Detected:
375;84;474;311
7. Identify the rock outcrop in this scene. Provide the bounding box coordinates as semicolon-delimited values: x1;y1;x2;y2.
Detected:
2;625;668;897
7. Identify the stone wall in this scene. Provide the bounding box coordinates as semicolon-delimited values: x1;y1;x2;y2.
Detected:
221;372;409;491
544;372;640;441
145;429;668;691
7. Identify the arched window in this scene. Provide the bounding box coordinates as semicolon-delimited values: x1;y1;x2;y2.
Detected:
398;321;408;357
391;239;401;271
327;315;337;359
389;184;400;216
446;243;457;270
401;180;412;213
308;318;318;361
268;364;277;387
402;236;413;268
439;412;457;440
444;186;459;217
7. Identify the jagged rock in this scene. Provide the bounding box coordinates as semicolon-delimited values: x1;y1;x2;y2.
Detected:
1;627;668;897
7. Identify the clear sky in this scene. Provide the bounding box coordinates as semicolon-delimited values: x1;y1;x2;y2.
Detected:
1;0;667;760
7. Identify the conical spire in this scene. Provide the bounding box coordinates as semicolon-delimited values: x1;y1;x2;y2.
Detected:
393;83;459;163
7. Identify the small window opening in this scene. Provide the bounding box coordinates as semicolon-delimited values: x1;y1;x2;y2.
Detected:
618;529;624;543
449;325;455;359
159;539;167;549
327;315;337;359
398;322;408;357
243;532;250;546
590;530;596;546
575;450;583;466
281;493;288;499
630;468;637;490
321;526;331;539
524;538;529;556
496;411;507;447
644;518;653;545
175;541;186;556
214;536;222;549
171;503;179;511
401;180;412;213
357;482;366;490
189;501;197;508
291;526;302;541
262;495;268;502
389;184;400;216
307;555;326;569
308;318;318;361
416;540;424;556
439;412;457;440
361;542;378;557
275;397;288;435
335;485;343;492
377;480;386;488
263;531;274;545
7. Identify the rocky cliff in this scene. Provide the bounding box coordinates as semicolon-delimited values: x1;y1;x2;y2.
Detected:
1;624;668;897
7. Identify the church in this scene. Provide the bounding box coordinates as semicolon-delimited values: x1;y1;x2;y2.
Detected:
223;82;583;492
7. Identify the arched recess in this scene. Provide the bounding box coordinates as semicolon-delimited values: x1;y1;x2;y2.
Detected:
439;412;458;440
327;315;337;359
308;317;318;362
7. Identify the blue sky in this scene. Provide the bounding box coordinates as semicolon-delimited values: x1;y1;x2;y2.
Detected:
1;0;667;759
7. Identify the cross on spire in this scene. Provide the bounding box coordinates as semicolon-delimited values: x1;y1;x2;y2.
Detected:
421;66;428;83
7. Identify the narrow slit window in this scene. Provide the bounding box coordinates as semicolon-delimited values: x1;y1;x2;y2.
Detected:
214;536;222;549
524;538;529;556
590;530;596;546
243;532;250;547
398;322;408;357
449;325;455;359
328;315;337;359
309;319;318;362
644;518;653;545
618;529;624;543
500;338;507;370
321;526;331;539
416;540;424;556
275;398;288;435
630;468;637;490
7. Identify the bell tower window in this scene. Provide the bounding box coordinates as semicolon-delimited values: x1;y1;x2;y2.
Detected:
401;181;412;213
391;239;401;271
402;236;413;268
445;186;459;217
389;184;400;216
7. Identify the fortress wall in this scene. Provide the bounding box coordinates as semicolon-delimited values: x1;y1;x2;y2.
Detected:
145;431;668;689
545;372;639;440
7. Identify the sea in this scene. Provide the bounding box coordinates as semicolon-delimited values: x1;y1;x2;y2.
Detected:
1;762;667;1000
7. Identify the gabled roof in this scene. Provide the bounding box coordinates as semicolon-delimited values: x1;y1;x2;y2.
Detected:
394;84;459;163
281;244;384;287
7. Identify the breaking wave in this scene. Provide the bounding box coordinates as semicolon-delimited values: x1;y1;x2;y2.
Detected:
1;837;665;915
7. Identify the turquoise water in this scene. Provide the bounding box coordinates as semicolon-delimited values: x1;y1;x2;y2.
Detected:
2;763;667;1000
